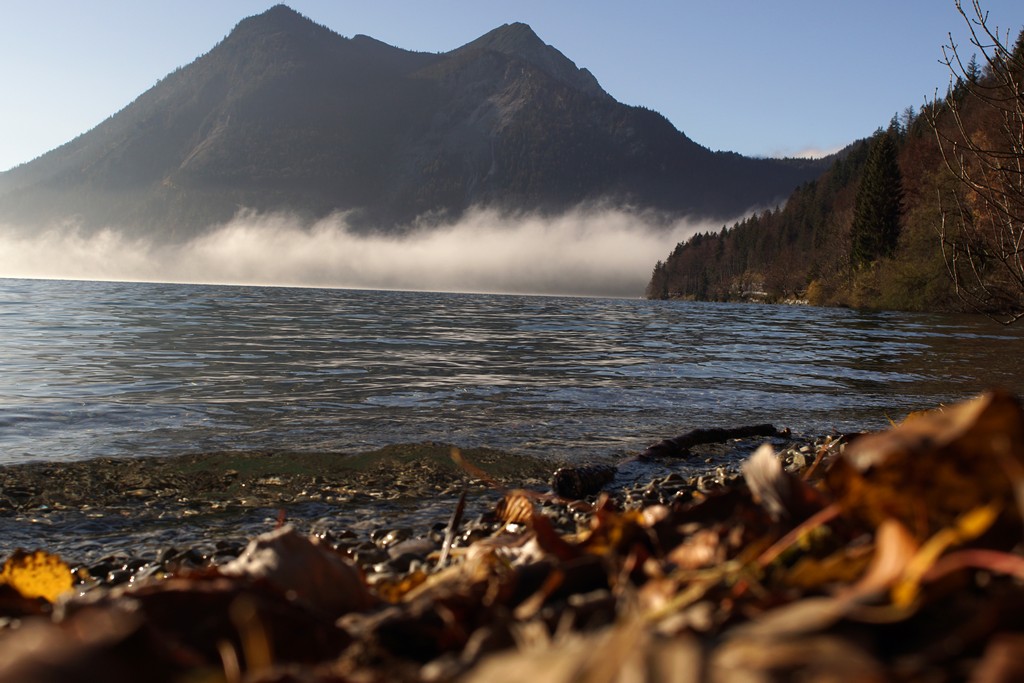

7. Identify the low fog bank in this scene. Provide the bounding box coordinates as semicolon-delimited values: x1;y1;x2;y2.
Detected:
0;207;730;297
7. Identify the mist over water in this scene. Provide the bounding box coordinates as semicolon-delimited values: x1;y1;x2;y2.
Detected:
0;206;719;297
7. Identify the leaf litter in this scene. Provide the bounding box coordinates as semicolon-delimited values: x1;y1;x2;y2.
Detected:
1;391;1024;681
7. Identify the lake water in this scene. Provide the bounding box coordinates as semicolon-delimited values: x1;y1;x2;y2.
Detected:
3;277;1023;466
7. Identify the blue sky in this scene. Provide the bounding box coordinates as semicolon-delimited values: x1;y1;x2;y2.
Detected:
2;1;1022;172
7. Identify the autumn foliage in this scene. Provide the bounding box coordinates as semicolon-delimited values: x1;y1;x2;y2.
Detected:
0;391;1024;680
648;5;1024;319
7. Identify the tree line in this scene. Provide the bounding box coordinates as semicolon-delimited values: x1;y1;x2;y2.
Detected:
648;1;1024;323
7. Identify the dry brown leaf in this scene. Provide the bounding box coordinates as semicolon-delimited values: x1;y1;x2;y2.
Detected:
725;596;857;641
925;548;1024;584
826;390;1024;537
0;607;155;683
577;497;648;558
742;444;790;521
530;512;581;562
450;447;502;489
667;529;723;571
845;518;918;598
220;525;376;616
495;491;535;525
971;632;1024;683
461;619;702;683
755;502;842;569
710;633;886;682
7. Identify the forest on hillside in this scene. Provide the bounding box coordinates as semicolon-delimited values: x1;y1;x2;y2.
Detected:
647;5;1024;324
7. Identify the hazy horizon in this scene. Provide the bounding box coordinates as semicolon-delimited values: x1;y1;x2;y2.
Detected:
0;205;741;298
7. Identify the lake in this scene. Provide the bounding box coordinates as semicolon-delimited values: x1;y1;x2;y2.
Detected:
2;277;1023;466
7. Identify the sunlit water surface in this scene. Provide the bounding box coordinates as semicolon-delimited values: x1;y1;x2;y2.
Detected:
2;277;1023;465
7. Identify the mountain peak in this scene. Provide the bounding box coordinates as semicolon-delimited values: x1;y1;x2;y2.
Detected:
230;4;325;40
456;22;605;97
473;22;546;53
245;4;305;25
264;4;302;17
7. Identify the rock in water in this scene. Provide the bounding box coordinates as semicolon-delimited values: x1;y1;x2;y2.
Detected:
551;464;617;499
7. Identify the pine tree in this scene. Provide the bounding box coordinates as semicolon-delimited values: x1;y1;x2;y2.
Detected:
850;132;903;269
965;54;981;82
1012;28;1024;63
850;134;902;267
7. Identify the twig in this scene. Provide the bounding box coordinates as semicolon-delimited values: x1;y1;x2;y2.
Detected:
436;489;467;569
640;424;787;460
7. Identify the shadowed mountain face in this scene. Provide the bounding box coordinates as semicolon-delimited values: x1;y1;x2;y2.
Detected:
0;5;828;240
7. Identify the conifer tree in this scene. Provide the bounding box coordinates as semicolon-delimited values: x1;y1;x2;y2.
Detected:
850;132;904;269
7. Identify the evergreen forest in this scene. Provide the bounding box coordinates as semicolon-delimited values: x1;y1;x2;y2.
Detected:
647;9;1024;323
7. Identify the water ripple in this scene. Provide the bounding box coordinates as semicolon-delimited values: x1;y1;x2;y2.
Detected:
1;278;1023;464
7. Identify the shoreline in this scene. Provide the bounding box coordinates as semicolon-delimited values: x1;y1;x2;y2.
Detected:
0;432;800;575
0;443;556;565
0;392;1020;680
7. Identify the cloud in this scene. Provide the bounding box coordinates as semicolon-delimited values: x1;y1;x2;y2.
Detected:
0;207;725;297
769;144;847;160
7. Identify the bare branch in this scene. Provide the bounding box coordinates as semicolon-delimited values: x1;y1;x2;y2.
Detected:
930;2;1024;323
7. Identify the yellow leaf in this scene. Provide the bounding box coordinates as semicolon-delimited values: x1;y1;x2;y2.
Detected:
784;543;874;590
892;503;1001;607
0;549;73;602
373;570;430;604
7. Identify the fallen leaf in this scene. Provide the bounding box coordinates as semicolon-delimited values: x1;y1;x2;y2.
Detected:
0;550;72;603
892;503;1001;607
668;529;723;571
373;570;430;604
826;390;1024;537
742;444;791;521
496;491;535;525
220;525;377;616
845;519;918;598
710;633;885;682
972;632;1024;683
784;542;874;591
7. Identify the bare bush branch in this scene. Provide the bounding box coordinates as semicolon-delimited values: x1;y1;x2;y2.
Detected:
928;0;1024;323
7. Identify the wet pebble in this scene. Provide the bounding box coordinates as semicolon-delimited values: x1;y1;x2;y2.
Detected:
347;543;389;567
155;547;179;565
428;521;448;544
212;541;244;564
123;558;148;573
457;527;491;547
131;562;163;583
370;527;412;549
387;537;437;559
161;547;209;569
788;450;808;470
105;568;133;586
89;555;130;579
380;552;420;573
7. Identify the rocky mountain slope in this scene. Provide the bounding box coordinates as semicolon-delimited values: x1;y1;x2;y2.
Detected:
0;5;829;240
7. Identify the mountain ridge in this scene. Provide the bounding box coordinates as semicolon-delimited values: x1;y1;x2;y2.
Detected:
452;22;606;97
0;5;831;239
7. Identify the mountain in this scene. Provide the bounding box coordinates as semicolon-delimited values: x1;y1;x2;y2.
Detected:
0;5;830;240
